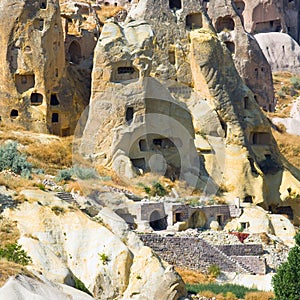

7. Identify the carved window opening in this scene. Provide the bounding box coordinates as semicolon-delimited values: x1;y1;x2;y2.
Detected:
50;94;60;106
10;110;19;118
68;41;81;64
244;195;253;203
40;0;47;9
215;16;235;33
251;132;271;145
30;93;43;105
186;13;203;30
244;96;249;109
125;107;134;124
168;50;175;65
139;139;147;151
15;74;35;94
224;41;235;54
52;113;59;123
131;158;146;170
169;0;181;10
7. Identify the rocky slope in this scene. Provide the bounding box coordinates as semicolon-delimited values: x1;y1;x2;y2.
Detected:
0;189;186;299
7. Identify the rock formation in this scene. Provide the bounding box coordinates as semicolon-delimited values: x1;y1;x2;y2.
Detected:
255;32;300;74
234;0;300;44
0;0;94;135
76;0;300;220
1;190;186;300
207;0;275;112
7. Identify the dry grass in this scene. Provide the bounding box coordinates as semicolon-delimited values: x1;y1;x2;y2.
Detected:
26;136;73;173
0;217;20;248
272;72;299;117
272;129;300;169
95;6;125;24
175;267;214;284
244;291;275;300
0;174;35;192
0;260;35;288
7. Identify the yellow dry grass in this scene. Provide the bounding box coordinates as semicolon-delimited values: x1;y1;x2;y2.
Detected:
272;72;299;117
272;129;300;169
26;136;73;173
244;291;275;300
0;260;35;288
175;267;214;284
0;217;20;248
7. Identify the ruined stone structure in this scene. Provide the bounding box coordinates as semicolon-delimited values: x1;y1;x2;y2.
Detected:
139;234;266;274
115;201;242;232
207;0;275;112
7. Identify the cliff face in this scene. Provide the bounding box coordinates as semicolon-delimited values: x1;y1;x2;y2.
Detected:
207;0;275;112
0;0;91;135
235;0;300;43
77;0;300;219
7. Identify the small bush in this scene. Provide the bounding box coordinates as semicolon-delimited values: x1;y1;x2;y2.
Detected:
72;165;98;180
151;181;167;197
51;206;66;215
208;264;221;278
99;253;110;265
0;142;32;178
290;76;300;89
0;243;32;266
56;169;72;182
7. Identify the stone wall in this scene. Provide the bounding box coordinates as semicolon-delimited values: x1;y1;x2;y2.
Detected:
139;234;266;274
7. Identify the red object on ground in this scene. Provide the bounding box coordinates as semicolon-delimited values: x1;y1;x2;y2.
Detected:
229;232;250;243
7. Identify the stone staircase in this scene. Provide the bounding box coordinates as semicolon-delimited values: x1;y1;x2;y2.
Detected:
55;192;75;204
199;238;253;274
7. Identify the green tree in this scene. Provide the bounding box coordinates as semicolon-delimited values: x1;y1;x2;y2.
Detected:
272;232;300;299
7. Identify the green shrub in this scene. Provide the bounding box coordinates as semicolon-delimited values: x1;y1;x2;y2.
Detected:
186;283;258;299
272;231;300;299
151;181;167;197
0;142;32;178
72;165;98;180
290;76;300;89
99;252;110;265
208;264;221;278
0;243;32;265
56;169;72;181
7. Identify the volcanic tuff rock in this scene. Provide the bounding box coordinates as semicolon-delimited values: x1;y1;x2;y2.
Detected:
2;190;186;300
255;32;300;75
236;0;300;44
207;0;275;112
0;0;91;135
80;0;300;219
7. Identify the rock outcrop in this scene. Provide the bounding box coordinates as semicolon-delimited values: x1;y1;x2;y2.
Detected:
77;0;300;216
207;0;275;112
0;0;94;135
235;0;300;44
255;32;300;74
2;190;186;300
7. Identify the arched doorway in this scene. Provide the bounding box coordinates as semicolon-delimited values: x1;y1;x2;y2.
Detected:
149;210;167;231
68;41;81;64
